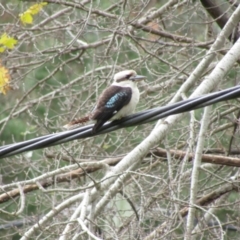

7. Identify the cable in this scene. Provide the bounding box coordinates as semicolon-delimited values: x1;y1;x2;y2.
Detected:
1;85;240;158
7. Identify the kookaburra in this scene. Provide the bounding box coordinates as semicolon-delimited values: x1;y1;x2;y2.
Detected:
63;70;145;132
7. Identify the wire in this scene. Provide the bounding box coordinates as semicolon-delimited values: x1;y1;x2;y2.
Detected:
1;85;240;158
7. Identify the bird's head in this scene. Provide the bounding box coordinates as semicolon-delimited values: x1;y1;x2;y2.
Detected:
113;70;145;86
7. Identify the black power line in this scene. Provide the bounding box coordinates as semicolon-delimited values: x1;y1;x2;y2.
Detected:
1;85;240;158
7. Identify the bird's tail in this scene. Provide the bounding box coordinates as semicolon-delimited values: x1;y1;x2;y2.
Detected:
63;115;90;130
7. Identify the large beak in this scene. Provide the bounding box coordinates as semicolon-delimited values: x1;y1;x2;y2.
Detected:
129;75;145;81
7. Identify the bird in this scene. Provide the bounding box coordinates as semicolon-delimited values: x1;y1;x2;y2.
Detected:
63;69;145;133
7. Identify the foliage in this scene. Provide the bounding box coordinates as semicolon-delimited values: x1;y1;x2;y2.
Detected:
0;33;17;53
0;63;11;94
1;0;240;239
19;2;48;25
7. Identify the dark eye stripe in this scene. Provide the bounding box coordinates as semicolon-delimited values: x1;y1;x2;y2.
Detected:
116;74;133;82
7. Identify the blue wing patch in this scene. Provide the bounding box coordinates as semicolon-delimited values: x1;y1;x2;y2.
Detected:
91;85;132;128
105;92;128;108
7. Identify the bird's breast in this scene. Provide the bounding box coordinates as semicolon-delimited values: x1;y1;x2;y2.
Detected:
112;87;140;120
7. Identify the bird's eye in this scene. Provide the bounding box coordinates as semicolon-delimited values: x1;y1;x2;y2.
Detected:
126;74;132;79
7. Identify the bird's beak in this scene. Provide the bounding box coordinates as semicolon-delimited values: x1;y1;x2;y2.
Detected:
130;75;145;81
